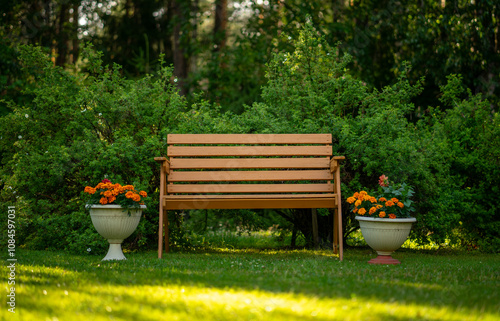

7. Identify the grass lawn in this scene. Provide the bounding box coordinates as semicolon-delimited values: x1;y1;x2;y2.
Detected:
2;245;499;321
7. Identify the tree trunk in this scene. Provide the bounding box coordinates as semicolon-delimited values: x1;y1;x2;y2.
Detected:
172;0;190;96
213;0;227;52
55;3;69;66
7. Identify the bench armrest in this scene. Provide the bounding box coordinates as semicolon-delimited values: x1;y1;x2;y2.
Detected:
154;157;171;174
330;156;345;173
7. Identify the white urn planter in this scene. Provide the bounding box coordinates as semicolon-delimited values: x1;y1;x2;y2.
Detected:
355;216;416;265
89;205;146;261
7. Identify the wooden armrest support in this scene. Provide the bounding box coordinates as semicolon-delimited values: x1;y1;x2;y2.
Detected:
154;157;170;174
330;156;345;173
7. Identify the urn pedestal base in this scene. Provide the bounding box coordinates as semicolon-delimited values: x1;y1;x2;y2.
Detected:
102;243;127;261
89;205;146;261
368;255;401;265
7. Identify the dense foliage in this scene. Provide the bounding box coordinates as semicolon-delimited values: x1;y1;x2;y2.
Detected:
1;21;498;253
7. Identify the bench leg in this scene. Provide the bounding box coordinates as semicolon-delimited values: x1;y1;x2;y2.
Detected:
333;209;339;254
336;208;343;262
158;210;170;258
158;210;164;258
164;210;169;253
312;209;319;249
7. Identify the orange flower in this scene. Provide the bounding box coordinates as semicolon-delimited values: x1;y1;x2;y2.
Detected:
379;211;386;218
369;197;377;203
397;202;404;208
108;196;116;203
84;186;96;194
379;197;387;202
347;197;356;204
103;190;113;198
385;200;395;207
139;191;147;197
389;214;397;219
353;208;358;213
391;198;399;203
355;200;362;207
369;207;377;215
358;208;367;215
125;191;135;199
376;204;383;209
132;194;141;202
99;197;108;205
123;185;134;190
353;192;359;198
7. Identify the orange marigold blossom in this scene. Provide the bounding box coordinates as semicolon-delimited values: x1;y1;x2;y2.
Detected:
358;208;367;215
391;198;399;203
347;197;356;204
385;200;395;207
369;207;377;215
379;211;386;218
355;200;362;207
84;186;96;194
389;214;397;219
397;202;404;208
379;197;387;202
84;179;148;207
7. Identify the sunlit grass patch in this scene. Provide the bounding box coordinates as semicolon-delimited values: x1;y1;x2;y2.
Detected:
2;249;499;321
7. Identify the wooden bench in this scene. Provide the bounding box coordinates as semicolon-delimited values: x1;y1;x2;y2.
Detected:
154;134;345;260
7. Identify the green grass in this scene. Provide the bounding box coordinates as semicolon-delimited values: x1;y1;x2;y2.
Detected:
2;246;499;321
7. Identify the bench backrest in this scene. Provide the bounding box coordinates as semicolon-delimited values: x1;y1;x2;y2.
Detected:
166;134;335;197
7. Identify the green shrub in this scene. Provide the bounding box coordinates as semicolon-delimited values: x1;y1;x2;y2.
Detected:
0;44;188;252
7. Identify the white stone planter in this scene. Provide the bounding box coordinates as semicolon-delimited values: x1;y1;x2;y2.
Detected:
89;205;146;261
355;216;416;264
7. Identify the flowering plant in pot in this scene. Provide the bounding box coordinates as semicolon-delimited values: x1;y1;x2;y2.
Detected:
83;179;148;260
347;175;416;264
84;178;147;211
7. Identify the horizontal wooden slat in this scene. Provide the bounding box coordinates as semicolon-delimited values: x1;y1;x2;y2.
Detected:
166;194;335;199
168;146;332;157
168;134;332;145
168;183;334;194
170;158;330;169
168;170;333;182
164;197;337;210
